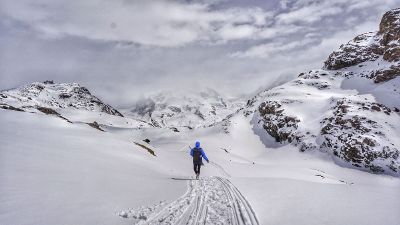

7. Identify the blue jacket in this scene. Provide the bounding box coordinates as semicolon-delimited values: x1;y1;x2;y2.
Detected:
190;147;209;162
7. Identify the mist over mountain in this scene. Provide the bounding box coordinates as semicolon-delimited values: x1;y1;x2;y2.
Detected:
121;89;245;130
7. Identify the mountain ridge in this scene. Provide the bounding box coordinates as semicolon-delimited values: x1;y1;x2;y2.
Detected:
121;88;245;131
226;8;400;176
0;80;123;116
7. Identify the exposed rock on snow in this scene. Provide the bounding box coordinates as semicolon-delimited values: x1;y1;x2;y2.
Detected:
86;121;104;132
374;65;400;83
36;106;72;123
258;101;300;143
134;142;156;156
0;103;24;112
320;98;399;174
324;32;382;70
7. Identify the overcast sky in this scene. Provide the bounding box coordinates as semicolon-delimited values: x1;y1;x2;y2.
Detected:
0;0;398;106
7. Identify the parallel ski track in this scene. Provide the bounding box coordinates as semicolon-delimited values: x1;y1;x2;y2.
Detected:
209;161;231;177
141;177;259;225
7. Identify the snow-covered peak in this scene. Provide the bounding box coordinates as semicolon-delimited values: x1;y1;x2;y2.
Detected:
0;80;123;117
122;88;245;130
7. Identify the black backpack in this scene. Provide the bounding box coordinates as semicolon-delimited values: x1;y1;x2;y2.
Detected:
193;148;202;163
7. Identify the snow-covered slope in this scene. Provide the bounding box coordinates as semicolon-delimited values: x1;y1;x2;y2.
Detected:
0;81;152;129
0;109;186;225
221;8;400;176
1;108;399;225
123;89;244;131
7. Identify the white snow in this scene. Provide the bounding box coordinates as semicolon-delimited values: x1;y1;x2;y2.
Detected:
1;108;399;225
0;110;184;225
341;76;400;109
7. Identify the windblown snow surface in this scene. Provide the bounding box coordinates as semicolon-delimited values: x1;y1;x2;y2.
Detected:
1;109;399;225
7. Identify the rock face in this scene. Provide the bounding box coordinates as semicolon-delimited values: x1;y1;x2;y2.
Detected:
324;8;400;83
0;81;123;117
239;9;400;176
380;8;400;49
320;99;398;174
258;101;300;143
324;32;382;70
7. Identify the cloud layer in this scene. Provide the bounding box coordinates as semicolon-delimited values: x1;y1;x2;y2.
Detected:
0;0;398;106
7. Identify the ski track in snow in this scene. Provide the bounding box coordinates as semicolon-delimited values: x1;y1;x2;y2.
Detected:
209;161;231;178
121;176;259;225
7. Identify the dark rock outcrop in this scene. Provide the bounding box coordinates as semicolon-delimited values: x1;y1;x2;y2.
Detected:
0;104;24;112
36;106;72;123
258;101;301;143
379;8;400;47
320;99;399;175
374;66;400;83
324;32;382;70
87;121;104;131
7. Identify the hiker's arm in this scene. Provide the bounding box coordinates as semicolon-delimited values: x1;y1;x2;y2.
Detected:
190;148;194;157
201;149;209;162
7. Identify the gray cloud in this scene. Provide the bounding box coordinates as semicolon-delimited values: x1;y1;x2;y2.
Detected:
0;0;399;107
0;0;275;46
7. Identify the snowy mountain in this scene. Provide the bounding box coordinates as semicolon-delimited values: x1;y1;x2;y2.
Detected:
220;8;400;176
0;81;151;129
0;80;122;116
122;89;245;131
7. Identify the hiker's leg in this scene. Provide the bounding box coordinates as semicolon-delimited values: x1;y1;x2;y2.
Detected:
193;163;197;174
195;163;200;174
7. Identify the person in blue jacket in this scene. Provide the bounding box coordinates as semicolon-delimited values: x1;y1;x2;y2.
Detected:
190;141;209;179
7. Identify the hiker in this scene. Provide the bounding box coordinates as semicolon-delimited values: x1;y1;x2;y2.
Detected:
190;141;209;179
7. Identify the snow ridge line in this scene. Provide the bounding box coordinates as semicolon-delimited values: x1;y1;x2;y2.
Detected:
125;177;259;225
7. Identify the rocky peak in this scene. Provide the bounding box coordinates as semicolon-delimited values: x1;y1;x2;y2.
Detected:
324;8;400;82
379;8;400;45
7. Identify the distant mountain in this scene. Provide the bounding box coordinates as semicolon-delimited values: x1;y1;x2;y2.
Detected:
0;80;123;116
221;8;400;176
0;81;152;130
122;88;245;131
